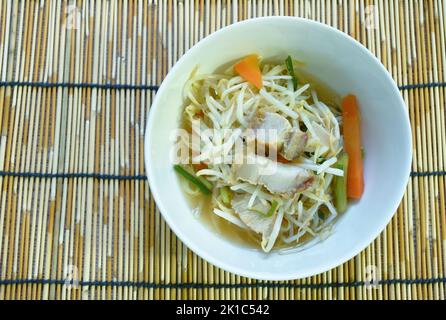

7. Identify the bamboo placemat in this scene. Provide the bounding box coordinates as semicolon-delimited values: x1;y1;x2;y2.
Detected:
0;0;444;300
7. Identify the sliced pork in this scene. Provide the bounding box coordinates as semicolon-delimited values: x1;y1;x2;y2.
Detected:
248;111;291;149
232;155;314;196
232;194;275;236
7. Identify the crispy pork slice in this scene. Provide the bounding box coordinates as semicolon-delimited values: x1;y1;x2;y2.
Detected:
281;128;308;160
248;111;291;149
232;155;314;195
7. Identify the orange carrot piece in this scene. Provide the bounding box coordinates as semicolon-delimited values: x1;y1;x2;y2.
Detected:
244;54;258;65
234;54;263;89
341;94;364;199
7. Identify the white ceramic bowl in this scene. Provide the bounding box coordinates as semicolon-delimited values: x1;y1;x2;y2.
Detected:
144;17;412;280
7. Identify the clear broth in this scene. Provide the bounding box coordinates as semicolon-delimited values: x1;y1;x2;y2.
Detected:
183;188;262;248
180;65;341;250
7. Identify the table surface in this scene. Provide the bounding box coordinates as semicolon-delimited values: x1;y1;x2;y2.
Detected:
0;0;445;300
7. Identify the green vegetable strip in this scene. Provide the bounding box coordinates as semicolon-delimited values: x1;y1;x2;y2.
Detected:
285;56;298;90
249;200;279;217
334;152;349;213
267;200;279;217
220;186;232;205
197;175;213;190
249;208;269;216
186;165;213;190
189;164;213;189
173;165;212;195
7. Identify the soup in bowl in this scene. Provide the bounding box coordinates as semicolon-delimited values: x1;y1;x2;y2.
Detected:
144;17;412;280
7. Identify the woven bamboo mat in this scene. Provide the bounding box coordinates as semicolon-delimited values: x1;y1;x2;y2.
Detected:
0;0;445;300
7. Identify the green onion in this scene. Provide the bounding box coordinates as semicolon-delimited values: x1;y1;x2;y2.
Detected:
285;56;298;90
267;200;279;217
333;152;349;213
249;200;279;217
197;175;213;191
173;165;212;195
220;186;232;205
249;208;269;216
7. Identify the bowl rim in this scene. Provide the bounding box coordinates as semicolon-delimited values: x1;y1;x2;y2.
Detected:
144;16;412;280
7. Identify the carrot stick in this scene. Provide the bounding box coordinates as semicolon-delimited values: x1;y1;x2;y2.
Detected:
341;94;364;199
234;54;263;89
